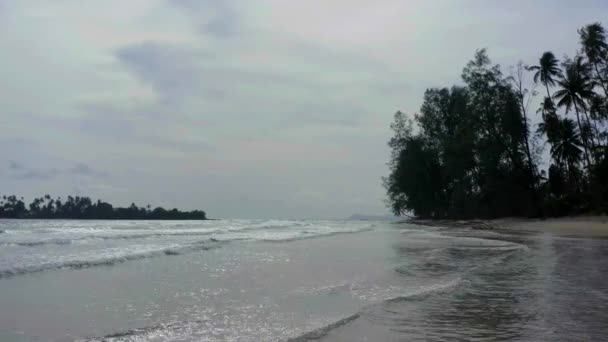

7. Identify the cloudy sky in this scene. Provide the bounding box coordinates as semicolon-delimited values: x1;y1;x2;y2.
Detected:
1;1;606;219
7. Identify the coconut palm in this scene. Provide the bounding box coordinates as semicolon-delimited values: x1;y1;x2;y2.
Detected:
553;57;595;167
551;118;584;181
537;111;561;145
589;94;608;120
537;96;556;117
579;23;608;94
580;23;608;62
528;51;563;98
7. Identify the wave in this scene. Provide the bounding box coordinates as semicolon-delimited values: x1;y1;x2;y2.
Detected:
80;320;181;341
287;278;462;341
84;312;363;342
225;220;315;233
384;278;462;303
0;239;223;279
286;314;361;342
0;230;223;247
8;226;371;247
3;238;74;247
80;279;461;342
447;244;528;252
260;227;374;243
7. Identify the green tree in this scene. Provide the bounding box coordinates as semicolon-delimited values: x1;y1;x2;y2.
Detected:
554;57;595;167
528;51;563;98
579;23;608;95
550;118;584;183
537;99;561;144
385;22;608;218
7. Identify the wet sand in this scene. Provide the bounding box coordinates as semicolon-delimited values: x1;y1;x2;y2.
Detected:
315;218;608;341
494;216;608;237
408;216;608;237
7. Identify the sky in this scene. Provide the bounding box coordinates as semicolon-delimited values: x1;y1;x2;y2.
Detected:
1;1;607;219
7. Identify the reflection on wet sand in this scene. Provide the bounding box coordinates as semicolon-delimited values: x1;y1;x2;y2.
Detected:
318;228;608;341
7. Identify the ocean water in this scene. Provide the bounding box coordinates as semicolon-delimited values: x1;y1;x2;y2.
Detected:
0;219;607;341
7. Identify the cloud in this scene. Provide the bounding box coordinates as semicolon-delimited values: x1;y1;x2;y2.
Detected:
8;162;108;181
8;161;22;171
68;163;109;179
171;0;240;37
2;0;606;218
116;42;201;103
14;168;59;181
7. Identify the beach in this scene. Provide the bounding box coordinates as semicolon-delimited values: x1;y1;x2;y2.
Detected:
1;219;608;341
302;218;608;341
494;216;608;237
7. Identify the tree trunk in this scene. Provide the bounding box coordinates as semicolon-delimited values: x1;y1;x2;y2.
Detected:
519;93;536;187
573;102;593;169
580;106;600;161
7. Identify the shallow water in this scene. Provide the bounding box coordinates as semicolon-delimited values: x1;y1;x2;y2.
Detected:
0;220;607;341
315;228;608;342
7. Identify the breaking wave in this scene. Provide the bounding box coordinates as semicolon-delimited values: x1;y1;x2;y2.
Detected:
0;230;223;247
261;227;374;242
0;239;223;278
83;278;460;342
287;278;462;341
0;220;375;280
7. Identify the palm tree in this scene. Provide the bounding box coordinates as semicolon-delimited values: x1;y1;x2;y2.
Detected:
551;118;583;183
537;96;556;117
579;23;608;95
528;51;563;98
537;110;561;145
553;57;595;168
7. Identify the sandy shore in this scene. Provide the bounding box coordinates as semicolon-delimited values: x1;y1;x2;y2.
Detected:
407;216;608;237
492;216;608;237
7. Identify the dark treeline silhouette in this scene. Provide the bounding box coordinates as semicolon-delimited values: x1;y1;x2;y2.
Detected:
0;194;206;220
386;22;608;219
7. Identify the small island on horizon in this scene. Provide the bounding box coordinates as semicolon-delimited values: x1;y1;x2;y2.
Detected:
0;194;207;220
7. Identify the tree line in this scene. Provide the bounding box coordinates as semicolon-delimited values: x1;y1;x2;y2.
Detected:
385;22;608;219
0;194;207;220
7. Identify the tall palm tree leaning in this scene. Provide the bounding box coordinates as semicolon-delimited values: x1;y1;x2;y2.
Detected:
579;23;608;96
553;57;595;169
528;51;563;99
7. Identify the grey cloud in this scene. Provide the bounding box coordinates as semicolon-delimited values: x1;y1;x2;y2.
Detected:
9;162;108;181
282;105;365;128
8;160;22;171
114;40;399;115
68;163;109;179
79;104;137;138
116;42;201;102
77;104;215;153
15;169;59;181
170;0;240;38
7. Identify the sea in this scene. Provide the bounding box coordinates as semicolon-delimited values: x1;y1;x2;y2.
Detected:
0;219;607;341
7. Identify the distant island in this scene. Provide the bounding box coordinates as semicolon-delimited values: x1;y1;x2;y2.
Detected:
385;22;608;219
348;214;399;221
0;194;207;220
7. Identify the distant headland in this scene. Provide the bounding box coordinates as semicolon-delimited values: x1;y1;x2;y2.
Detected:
0;194;207;220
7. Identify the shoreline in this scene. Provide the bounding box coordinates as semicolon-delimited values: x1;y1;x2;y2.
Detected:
405;216;608;238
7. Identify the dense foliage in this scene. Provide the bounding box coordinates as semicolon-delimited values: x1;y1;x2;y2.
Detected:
0;194;207;220
385;23;608;219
